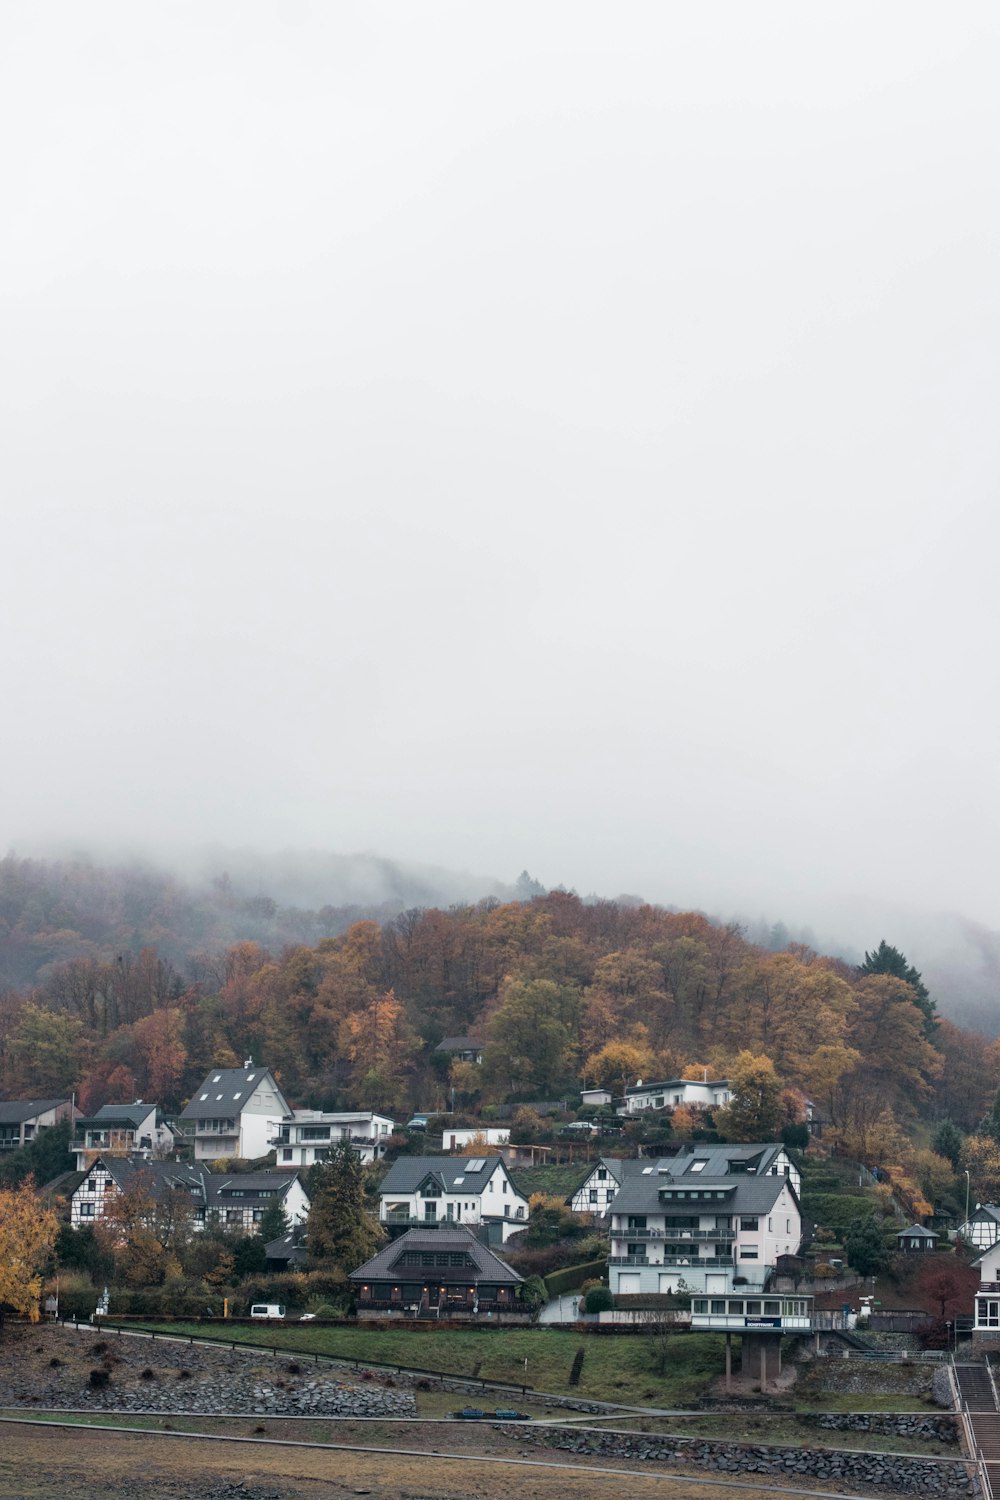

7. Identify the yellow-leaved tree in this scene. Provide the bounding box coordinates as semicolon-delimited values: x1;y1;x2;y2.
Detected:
0;1178;59;1322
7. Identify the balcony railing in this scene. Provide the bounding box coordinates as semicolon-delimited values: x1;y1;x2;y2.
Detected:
611;1254;734;1268
614;1226;735;1242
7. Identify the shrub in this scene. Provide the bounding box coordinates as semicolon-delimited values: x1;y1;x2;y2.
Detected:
584;1286;614;1314
88;1369;110;1388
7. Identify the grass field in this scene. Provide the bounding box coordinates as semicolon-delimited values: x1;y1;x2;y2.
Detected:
122;1321;727;1406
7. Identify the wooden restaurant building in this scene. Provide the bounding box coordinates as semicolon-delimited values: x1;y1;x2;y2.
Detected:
349;1225;528;1321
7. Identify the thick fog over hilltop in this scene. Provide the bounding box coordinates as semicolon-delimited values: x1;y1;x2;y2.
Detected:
2;4;999;1024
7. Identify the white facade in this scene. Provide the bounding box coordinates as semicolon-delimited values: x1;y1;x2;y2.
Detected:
958;1206;1000;1251
621;1079;731;1116
379;1157;530;1244
973;1242;1000;1341
272;1110;395;1167
69;1155;309;1234
73;1104;176;1170
443;1127;510;1152
570;1159;625;1215
179;1065;291;1161
606;1145;802;1297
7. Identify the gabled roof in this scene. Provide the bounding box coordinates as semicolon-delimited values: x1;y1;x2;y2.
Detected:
896;1223;937;1240
265;1226;308;1264
78;1155;208;1197
434;1036;484;1054
349;1225;522;1284
78;1102;157;1128
205;1171;305;1207
571;1156;651;1197
0;1098;69;1124
180;1066;288;1121
610;1146;796;1217
379;1155;510;1196
964;1205;1000;1226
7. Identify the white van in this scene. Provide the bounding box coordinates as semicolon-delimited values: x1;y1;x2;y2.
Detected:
250;1303;286;1319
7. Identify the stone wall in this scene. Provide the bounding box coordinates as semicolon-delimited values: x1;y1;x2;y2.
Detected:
505;1426;974;1494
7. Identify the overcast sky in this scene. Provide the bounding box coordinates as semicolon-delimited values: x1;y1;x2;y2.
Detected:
3;2;999;936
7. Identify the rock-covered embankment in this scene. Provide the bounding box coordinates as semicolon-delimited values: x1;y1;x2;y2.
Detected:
505;1426;974;1494
0;1325;414;1417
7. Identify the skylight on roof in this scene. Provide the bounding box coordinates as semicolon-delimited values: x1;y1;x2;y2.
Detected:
216;1094;224;1100
453;1177;465;1186
233;1091;242;1099
465;1158;485;1171
689;1160;707;1172
213;1075;221;1083
642;1167;654;1174
247;1074;256;1082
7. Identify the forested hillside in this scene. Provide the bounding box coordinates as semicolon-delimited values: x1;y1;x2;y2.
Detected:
3;858;1000;1217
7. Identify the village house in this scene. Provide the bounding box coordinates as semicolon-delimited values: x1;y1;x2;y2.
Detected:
73;1101;177;1169
434;1036;484;1065
377;1155;530;1244
956;1204;1000;1251
178;1062;291;1161
972;1240;1000;1343
67;1153;309;1233
606;1142;803;1297
619;1077;731;1116
350;1224;527;1320
0;1098;75;1153
569;1156;652;1216
271;1109;395;1167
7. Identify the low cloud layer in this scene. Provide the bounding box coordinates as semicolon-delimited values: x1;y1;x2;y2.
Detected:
2;4;999;981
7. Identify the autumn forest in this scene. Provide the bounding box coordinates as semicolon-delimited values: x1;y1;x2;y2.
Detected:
2;854;1000;1217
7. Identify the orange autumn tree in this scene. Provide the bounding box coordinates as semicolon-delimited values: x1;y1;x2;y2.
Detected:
0;1178;58;1323
339;988;417;1108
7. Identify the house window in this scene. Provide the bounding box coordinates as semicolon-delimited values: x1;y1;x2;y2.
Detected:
710;1299;725;1314
740;1217;758;1231
515;1206;524;1218
79;1202;95;1218
740;1247;759;1259
226;1210;241;1225
768;1218;773;1232
589;1190;598;1203
597;1169;607;1181
283;1149;293;1162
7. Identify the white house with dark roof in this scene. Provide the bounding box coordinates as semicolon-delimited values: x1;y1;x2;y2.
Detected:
972;1240;1000;1342
620;1078;731;1116
377;1155;529;1243
178;1062;291;1161
271;1110;395;1168
68;1153;309;1233
957;1205;1000;1251
569;1156;651;1216
607;1142;803;1296
73;1102;177;1169
0;1098;75;1153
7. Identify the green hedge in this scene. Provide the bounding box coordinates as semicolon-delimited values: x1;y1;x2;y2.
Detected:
543;1258;608;1298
